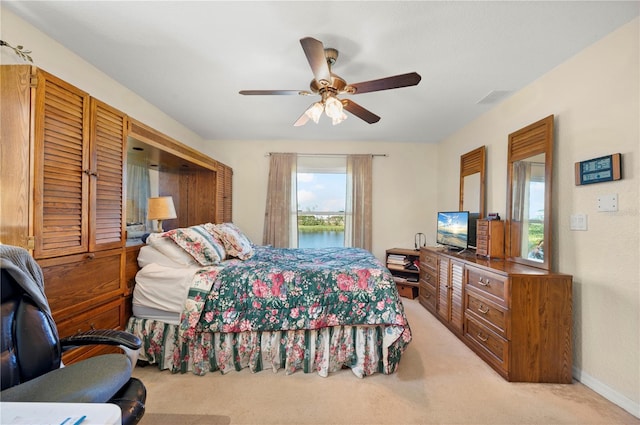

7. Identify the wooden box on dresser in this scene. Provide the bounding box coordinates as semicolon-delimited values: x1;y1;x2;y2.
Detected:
419;247;573;383
475;219;504;259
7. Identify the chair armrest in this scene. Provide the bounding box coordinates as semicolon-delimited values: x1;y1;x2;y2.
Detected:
61;329;142;351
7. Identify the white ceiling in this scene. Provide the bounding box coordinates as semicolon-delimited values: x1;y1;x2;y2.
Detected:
5;1;638;144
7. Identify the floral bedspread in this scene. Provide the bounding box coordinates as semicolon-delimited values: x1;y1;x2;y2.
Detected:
180;246;411;334
175;246;412;374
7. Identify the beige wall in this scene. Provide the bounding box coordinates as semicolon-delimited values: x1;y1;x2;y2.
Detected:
3;5;638;417
438;18;639;415
207;140;437;261
0;8;206;152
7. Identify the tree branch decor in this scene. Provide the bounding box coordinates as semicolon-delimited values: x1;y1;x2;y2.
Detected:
0;40;33;62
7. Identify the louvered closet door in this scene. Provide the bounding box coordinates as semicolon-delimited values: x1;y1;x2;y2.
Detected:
89;99;126;251
449;260;465;332
215;163;233;223
222;165;233;222
437;257;450;322
33;70;90;259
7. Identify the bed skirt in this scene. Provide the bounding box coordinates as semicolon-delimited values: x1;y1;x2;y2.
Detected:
126;316;409;378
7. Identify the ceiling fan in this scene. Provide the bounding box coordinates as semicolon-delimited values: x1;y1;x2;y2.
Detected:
239;37;422;126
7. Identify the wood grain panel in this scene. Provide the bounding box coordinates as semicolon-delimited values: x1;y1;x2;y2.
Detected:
215;163;233;223
58;298;125;364
437;256;450;322
1;66;34;248
39;248;124;321
34;70;90;258
89;99;126;251
450;260;464;332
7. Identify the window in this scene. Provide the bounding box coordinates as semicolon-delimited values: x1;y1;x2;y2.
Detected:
296;156;346;248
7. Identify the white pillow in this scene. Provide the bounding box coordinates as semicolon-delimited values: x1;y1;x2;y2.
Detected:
145;233;199;267
137;245;186;269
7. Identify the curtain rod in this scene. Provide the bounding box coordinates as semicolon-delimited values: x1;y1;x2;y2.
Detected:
266;152;387;157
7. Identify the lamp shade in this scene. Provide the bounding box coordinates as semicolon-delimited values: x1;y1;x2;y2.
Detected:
147;196;177;220
147;196;177;232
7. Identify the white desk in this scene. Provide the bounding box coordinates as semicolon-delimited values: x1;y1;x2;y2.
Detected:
0;402;121;425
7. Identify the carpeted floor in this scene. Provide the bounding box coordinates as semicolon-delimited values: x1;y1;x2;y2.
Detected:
139;413;231;425
132;298;639;424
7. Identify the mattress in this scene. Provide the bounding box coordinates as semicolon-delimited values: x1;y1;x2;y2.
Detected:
131;304;182;325
132;260;200;324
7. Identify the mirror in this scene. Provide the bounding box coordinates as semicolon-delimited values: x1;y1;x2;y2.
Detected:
506;115;554;270
459;146;486;218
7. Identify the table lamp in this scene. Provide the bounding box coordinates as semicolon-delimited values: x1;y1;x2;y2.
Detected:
147;196;177;232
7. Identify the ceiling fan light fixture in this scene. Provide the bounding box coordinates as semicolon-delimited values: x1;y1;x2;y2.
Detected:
305;101;324;124
331;112;347;126
324;95;343;116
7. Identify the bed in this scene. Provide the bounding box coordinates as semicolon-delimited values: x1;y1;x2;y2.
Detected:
126;223;412;378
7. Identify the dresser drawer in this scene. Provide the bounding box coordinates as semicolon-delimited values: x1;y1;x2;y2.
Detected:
39;248;124;320
465;291;508;338
56;298;124;338
58;298;125;364
418;282;436;312
465;315;509;374
475;232;489;255
420;267;437;290
420;249;438;271
476;220;489;236
466;267;508;306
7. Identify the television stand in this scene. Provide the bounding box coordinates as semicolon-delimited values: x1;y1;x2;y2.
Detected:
385;248;420;299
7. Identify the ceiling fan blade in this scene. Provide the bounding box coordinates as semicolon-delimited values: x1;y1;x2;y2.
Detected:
300;37;332;86
293;110;310;127
348;72;422;95
239;90;312;96
341;99;381;124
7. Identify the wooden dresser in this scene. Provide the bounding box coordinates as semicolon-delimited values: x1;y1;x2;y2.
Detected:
419;247;573;383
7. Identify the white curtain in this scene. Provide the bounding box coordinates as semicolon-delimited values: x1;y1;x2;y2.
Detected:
126;162;151;228
511;160;530;223
263;153;298;248
345;154;372;251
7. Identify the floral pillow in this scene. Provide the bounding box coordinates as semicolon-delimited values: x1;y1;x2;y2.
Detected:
165;224;227;266
145;232;199;267
208;222;254;260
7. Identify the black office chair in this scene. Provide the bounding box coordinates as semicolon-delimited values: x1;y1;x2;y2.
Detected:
1;245;146;425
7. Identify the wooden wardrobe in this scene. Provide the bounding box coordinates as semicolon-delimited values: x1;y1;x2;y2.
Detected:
1;65;232;363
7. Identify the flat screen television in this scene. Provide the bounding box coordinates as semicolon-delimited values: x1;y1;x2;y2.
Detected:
436;211;469;251
468;212;480;249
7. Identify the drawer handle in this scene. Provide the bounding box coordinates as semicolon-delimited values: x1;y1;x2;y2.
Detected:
476;332;488;342
77;323;96;334
478;277;490;286
86;253;95;260
477;304;489;314
425;293;431;299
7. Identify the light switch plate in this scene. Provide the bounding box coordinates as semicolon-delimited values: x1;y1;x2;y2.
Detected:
570;214;588;231
597;194;618;212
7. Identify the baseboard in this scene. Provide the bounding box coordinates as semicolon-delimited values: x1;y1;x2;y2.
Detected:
573;366;640;418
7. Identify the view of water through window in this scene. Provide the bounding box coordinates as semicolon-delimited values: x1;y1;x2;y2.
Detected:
298;228;345;248
297;172;346;248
